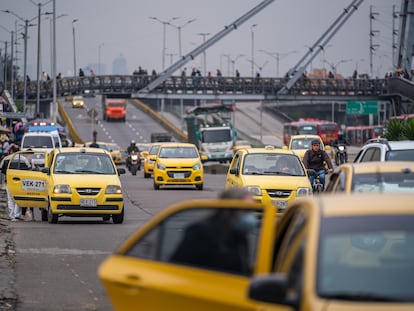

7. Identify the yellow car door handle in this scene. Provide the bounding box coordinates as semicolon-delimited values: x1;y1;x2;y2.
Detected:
13;177;21;181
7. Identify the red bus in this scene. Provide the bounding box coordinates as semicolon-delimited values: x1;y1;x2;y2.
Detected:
283;118;339;145
345;125;385;145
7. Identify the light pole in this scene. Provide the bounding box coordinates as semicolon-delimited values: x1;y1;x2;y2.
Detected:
72;19;78;79
259;49;297;77
98;43;104;75
0;23;13;97
220;53;230;75
320;44;333;77
197;32;210;76
324;59;352;74
170;18;196;59
149;16;179;71
250;24;257;78
230;54;244;76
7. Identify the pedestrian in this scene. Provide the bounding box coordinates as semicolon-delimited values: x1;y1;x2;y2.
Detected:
0;145;24;221
79;68;85;77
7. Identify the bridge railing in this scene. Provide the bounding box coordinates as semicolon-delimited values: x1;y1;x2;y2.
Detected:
10;75;390;99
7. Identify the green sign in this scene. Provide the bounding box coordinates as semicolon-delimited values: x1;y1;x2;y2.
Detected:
346;101;378;115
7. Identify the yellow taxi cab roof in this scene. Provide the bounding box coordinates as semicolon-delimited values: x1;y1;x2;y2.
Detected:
157;142;196;148
337;161;414;174
56;146;110;155
240;146;297;156
292;192;414;218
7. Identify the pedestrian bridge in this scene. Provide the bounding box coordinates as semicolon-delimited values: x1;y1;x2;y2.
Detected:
12;75;413;102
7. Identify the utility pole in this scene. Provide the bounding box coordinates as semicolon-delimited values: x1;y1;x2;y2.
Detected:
392;5;399;70
369;5;380;77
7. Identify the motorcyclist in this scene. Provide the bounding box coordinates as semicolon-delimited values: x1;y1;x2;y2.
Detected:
126;140;140;169
303;139;334;190
332;131;349;164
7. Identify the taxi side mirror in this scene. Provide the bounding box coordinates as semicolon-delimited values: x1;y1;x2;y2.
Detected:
149;155;157;161
248;274;294;306
117;168;126;175
201;155;208;162
41;167;50;175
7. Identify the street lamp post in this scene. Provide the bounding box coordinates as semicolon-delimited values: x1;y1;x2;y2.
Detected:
259;49;297;77
149;16;179;71
72;19;78;79
98;43;104;75
170;18;196;59
250;24;257;78
230;54;244;76
197;32;210;75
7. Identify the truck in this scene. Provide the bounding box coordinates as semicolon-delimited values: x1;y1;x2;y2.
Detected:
185;104;237;163
102;98;126;122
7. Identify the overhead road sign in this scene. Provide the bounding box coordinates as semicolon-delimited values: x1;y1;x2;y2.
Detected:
346;101;378;115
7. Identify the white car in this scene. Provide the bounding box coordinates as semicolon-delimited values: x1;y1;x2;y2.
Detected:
354;138;414;162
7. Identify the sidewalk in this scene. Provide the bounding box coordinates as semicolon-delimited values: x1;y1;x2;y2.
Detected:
0;188;17;310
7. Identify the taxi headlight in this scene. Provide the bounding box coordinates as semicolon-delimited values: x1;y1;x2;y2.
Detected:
106;185;122;194
246;186;262;196
157;162;166;170
53;184;71;194
193;162;201;170
297;187;312;196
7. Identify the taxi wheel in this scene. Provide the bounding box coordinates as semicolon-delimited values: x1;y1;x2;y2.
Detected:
144;172;151;179
153;181;160;190
112;207;124;224
102;215;111;222
41;209;48;222
47;204;58;224
196;183;203;190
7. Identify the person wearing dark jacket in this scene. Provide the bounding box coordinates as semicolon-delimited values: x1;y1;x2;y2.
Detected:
303;139;334;189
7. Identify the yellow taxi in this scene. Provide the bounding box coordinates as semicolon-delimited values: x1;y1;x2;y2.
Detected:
99;193;414;310
248;193;414;311
98;198;277;311
325;161;414;193
283;134;330;160
142;142;163;178
152;142;207;190
226;146;312;211
6;147;125;224
232;140;252;154
71;95;84;108
107;143;123;165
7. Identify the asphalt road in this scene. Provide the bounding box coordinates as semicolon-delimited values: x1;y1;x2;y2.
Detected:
6;98;229;311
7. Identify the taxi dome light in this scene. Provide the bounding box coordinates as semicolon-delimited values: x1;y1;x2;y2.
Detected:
265;145;275;149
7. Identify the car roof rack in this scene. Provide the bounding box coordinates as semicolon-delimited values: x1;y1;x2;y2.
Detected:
364;137;392;150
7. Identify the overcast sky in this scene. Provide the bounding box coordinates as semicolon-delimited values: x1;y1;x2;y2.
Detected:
0;0;401;79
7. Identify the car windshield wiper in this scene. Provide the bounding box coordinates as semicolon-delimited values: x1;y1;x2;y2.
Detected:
75;169;105;174
320;292;406;302
263;171;292;176
55;170;75;174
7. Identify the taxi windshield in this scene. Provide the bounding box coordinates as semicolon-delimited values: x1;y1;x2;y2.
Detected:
54;153;116;174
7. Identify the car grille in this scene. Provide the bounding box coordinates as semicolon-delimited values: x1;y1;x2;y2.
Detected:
167;170;192;178
76;188;101;196
266;189;291;198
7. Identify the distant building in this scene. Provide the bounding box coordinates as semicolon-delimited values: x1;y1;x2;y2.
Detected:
112;55;128;75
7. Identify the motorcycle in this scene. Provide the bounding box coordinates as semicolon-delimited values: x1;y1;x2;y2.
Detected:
334;144;348;166
127;151;141;175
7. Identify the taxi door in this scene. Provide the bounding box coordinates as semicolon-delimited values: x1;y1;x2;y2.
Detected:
99;199;277;311
6;150;49;209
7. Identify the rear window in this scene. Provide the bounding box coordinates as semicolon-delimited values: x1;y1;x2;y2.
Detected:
22;136;53;149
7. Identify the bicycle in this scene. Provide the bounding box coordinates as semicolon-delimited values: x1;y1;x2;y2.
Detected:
307;169;327;194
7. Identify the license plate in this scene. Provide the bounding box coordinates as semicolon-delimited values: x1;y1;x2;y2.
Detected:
80;198;97;207
273;200;288;210
173;173;185;179
22;179;46;191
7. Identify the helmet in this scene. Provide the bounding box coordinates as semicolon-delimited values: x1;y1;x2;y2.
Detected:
311;139;320;145
131;140;136;145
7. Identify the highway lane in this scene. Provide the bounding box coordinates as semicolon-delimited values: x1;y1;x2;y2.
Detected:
63;96;171;146
8;100;229;310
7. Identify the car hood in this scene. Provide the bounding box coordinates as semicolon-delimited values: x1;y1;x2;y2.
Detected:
52;173;121;186
241;174;310;188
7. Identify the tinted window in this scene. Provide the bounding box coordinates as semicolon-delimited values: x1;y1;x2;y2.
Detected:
23;136;53;149
386;150;414;161
125;207;262;276
201;129;231;143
